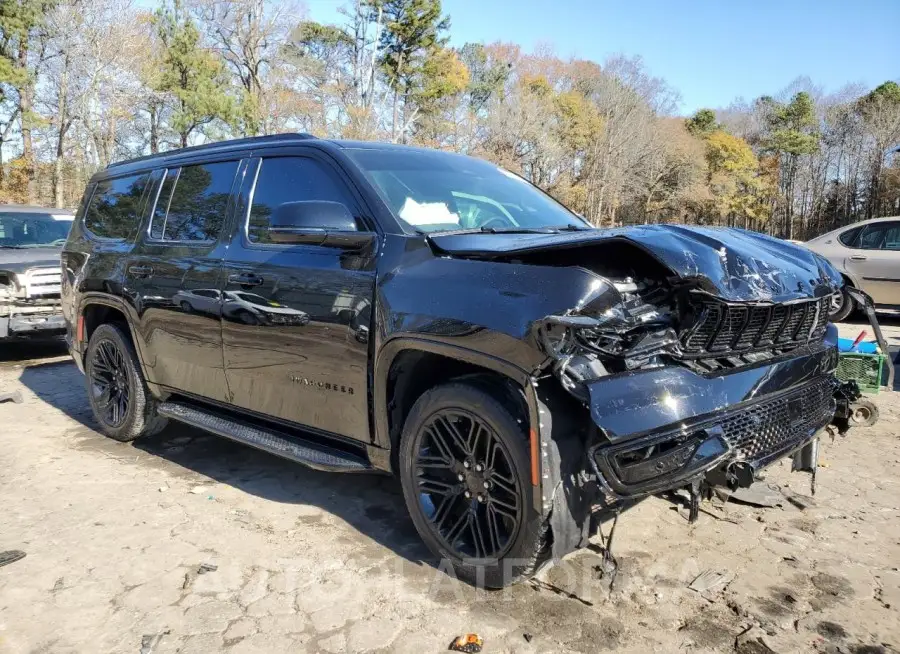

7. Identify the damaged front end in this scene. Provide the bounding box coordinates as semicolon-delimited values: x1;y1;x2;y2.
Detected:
516;227;870;560
0;267;66;340
430;224;876;561
538;277;845;498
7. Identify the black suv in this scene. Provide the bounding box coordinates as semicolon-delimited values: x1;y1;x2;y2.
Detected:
62;133;857;587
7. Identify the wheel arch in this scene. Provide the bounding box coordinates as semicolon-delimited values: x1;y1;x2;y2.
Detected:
373;338;541;480
77;294;147;373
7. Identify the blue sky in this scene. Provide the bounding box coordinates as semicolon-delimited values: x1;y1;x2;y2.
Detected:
305;0;900;115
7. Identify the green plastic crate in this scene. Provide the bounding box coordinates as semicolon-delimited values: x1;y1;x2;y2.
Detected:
836;352;885;394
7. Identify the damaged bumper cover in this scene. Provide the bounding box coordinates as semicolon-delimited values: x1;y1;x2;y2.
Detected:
585;325;839;498
0;301;65;339
1;264;65;340
539;325;844;562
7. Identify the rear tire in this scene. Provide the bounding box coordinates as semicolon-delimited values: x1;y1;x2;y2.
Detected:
398;382;549;588
84;323;167;442
830;286;854;322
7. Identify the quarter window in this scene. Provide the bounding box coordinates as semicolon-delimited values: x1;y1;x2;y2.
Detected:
838;226;861;247
84;173;150;240
881;224;900;250
151;161;238;242
248;157;357;243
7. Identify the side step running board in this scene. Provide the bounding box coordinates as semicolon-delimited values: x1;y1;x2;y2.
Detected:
157;401;372;473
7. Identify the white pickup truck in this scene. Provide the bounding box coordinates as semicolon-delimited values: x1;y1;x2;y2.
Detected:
0;205;74;341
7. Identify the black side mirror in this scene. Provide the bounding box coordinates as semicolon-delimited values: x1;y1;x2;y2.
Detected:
266;201;368;247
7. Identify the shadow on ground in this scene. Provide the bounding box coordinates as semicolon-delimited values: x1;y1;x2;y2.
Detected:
14;358;436;577
0;338;68;366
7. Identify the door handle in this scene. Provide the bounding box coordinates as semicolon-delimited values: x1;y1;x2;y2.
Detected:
850;255;867;261
128;265;153;278
228;272;263;287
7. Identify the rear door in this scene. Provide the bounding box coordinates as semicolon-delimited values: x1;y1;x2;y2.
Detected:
126;158;245;402
221;148;377;443
844;221;900;306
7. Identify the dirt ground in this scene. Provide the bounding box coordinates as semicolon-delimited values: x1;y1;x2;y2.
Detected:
0;333;898;654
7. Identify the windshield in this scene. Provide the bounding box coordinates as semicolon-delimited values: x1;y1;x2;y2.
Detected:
0;211;73;248
346;149;589;234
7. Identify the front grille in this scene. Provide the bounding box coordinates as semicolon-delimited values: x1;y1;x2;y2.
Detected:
720;377;835;463
682;296;829;358
22;267;62;298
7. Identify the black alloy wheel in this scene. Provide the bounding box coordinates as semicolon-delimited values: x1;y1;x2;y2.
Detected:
414;408;523;560
84;323;168;442
399;382;550;587
89;338;132;428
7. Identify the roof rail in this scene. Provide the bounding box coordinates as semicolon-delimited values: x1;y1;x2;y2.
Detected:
106;133;317;169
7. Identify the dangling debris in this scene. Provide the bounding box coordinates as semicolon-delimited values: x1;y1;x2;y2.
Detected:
448;634;483;653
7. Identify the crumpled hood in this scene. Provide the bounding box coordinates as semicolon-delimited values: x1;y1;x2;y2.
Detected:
0;248;63;275
429;224;842;302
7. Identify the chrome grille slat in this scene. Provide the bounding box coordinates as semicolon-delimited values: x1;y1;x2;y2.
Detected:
21;267;62;298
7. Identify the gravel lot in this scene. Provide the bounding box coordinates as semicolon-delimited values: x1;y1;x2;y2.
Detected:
1;325;898;654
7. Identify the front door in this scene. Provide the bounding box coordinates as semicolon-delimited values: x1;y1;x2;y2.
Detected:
126;158;244;402
221;151;377;443
845;220;900;306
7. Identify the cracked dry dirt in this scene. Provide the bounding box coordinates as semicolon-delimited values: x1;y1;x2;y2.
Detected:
1;346;899;654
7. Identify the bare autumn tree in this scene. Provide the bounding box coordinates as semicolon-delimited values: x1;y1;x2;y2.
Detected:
191;0;298;135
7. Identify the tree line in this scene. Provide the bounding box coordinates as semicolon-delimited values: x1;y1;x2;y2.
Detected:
1;0;898;239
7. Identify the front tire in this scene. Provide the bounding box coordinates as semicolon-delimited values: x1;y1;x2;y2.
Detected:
85;323;167;442
398;382;549;588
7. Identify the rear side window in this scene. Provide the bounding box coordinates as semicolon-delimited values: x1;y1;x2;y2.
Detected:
247;157;356;243
151;161;239;242
856;222;900;250
84;173;150;239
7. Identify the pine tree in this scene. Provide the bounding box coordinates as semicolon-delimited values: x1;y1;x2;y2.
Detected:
762;92;820;238
152;0;235;148
0;0;52;200
376;0;450;141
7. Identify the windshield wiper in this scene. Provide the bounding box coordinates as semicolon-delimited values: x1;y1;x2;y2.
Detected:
478;226;562;234
550;224;593;231
0;245;26;249
429;224;593;236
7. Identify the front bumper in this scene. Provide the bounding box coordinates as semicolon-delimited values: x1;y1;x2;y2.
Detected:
585;326;840;499
0;304;66;340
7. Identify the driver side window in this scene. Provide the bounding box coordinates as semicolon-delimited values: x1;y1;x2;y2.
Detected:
248;156;359;244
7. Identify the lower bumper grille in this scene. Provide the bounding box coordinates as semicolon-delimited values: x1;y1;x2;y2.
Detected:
720;377;835;464
590;375;837;497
